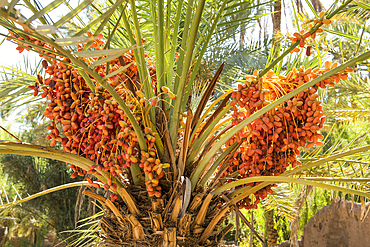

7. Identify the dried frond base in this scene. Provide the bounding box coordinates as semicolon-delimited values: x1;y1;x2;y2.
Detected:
96;188;230;247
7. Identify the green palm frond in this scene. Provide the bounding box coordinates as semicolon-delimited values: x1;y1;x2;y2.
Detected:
0;181;90;209
325;109;370;122
336;1;370;22
62;211;104;247
262;184;295;221
316;2;370;66
322;74;370;122
0;65;39;116
327;74;370;97
294;124;370;201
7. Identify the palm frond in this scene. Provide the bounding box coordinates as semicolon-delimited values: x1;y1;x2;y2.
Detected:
0;65;39;117
262;184;296;221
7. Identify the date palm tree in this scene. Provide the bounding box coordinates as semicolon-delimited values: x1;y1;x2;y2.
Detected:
1;0;370;246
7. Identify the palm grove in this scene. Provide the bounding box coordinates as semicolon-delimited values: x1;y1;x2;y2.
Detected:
1;0;370;246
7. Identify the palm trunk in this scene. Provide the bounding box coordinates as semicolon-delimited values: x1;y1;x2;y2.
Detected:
249;211;254;247
266;210;278;247
272;0;281;33
290;186;313;247
311;0;323;12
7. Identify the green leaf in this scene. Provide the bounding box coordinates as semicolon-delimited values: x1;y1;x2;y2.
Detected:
53;0;94;28
187;105;231;167
0;181;89;209
191;63;225;131
212;176;370;199
296;177;370;182
303;0;319;18
189;90;232;144
88;53;128;68
182;0;228;111
156;0;165;94
35;25;58;34
7;0;20;14
354;0;370;10
166;0;183;88
0;20;48;44
287;146;370;178
0;141;128;194
73;47;134;58
73;0;125;37
55;36;97;46
169;0;207;153
103;6;126;50
325;29;370;42
128;0;155;118
102;62;133;80
78;70;96;91
200;141;240;187
26;0;67;25
81;12;113;52
22;0;50;26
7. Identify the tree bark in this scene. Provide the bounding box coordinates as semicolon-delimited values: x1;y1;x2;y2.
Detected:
249;210;254;247
311;0;323;12
272;0;282;33
295;0;303;13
